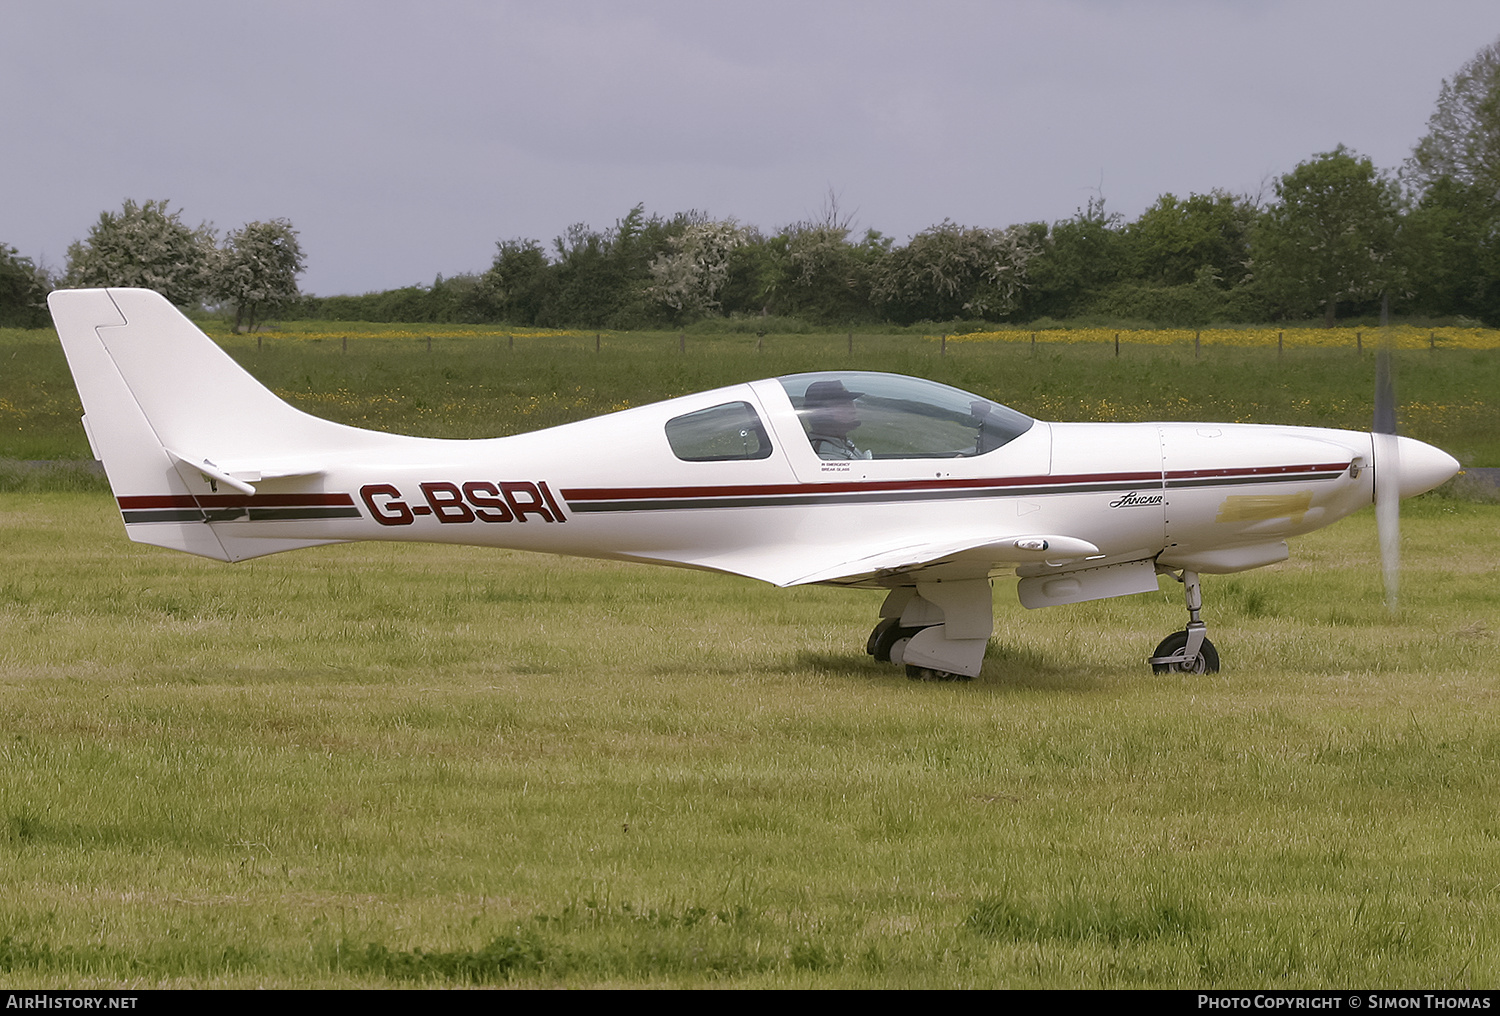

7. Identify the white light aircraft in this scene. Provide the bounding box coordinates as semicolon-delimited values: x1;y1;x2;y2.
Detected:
48;288;1461;680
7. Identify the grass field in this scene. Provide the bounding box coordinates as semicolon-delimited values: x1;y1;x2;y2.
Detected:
1;493;1497;987
1;322;1498;987
4;323;1499;466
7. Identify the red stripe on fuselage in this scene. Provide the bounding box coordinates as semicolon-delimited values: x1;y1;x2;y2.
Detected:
117;493;356;509
560;462;1349;503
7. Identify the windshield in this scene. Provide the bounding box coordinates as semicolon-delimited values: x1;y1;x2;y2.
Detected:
778;372;1033;460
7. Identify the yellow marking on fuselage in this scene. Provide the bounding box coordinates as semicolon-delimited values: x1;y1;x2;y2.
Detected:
1215;491;1314;524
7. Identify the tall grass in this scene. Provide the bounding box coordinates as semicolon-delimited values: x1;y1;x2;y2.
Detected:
4;324;1499;465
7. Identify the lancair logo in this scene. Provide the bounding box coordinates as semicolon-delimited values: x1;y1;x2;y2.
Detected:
1109;491;1165;509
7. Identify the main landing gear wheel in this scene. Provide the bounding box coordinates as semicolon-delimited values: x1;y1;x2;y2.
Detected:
870;581;993;681
1149;630;1220;674
905;664;972;682
867;618;925;663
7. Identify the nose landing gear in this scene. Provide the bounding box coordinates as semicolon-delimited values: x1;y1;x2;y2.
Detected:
1148;569;1220;674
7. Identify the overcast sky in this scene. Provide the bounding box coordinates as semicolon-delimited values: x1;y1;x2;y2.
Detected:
3;0;1496;296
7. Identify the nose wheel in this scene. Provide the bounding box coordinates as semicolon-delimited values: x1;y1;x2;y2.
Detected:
1149;629;1219;674
1148;569;1220;673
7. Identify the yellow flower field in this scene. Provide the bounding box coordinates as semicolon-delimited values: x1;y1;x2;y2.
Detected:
202;324;595;342
936;325;1500;350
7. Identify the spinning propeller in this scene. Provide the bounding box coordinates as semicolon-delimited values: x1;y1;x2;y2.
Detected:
1369;294;1461;613
1373;314;1400;612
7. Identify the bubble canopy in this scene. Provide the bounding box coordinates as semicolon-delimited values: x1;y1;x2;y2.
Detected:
778;371;1034;460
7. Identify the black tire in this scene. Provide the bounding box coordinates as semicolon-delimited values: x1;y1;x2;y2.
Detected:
872;623;926;663
905;664;972;682
866;618;898;656
1150;630;1220;674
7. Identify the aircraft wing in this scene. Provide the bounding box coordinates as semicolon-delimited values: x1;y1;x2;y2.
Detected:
764;533;1103;587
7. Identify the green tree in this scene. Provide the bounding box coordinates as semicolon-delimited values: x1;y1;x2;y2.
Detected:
1128;190;1256;288
1400;37;1500;323
211;218;305;332
1087;265;1250;327
64;199;216;306
479;238;552;325
1252;147;1399;326
546;221;613;326
764;224;886;325
646;218;748;320
1023;198;1130;319
425;273;491;323
718;232;779;318
1065;191;1264;326
543;204;691;327
1400;177;1500;323
0;243;49;328
872;221;1037;324
1407;36;1500;199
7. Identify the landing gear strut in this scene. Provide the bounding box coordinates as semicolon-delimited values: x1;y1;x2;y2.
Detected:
1149;569;1220;673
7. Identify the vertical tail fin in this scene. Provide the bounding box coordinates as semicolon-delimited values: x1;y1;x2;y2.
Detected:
47;288;381;561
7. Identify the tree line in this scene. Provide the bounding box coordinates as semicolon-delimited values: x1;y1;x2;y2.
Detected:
0;201;304;331
5;38;1498;331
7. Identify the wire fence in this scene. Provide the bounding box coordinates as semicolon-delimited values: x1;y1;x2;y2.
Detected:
935;325;1500;352
200;322;1500;357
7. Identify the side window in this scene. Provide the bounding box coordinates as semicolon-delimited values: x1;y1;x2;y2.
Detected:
665;401;774;461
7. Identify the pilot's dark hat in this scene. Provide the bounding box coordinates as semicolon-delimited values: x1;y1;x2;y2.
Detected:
804;379;863;408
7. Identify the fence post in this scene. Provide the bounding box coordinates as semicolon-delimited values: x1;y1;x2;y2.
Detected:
426;335;432;354
342;335;347;354
941;333;947;356
257;334;262;353
1356;331;1362;355
508;333;513;351
1194;331;1200;359
1277;330;1283;361
1114;331;1119;357
596;332;601;353
1031;331;1036;356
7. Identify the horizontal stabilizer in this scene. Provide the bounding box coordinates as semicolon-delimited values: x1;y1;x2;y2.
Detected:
166;448;327;495
167;450;257;495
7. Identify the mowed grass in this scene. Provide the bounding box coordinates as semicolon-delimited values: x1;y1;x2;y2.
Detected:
1;490;1497;988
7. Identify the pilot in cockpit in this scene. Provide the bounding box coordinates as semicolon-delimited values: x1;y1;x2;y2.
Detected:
803;379;873;460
